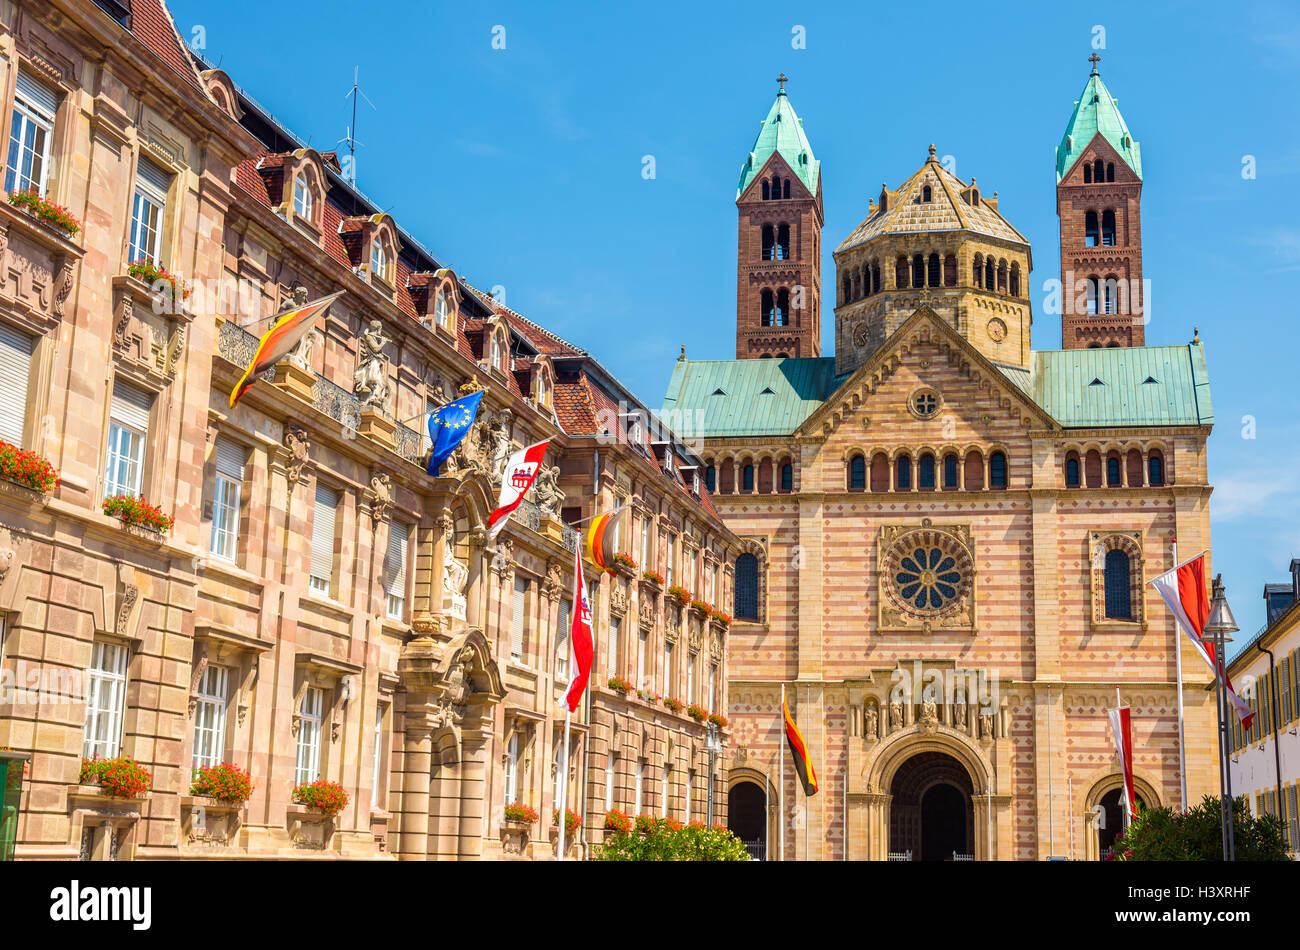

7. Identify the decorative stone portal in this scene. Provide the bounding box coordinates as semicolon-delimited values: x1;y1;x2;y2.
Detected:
887;751;974;861
727;781;767;860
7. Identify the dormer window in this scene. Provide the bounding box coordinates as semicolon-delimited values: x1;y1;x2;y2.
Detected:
293;174;313;220
435;287;450;329
370;237;388;282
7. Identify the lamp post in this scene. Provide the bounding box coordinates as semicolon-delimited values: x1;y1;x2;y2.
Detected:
1204;573;1238;861
705;721;721;826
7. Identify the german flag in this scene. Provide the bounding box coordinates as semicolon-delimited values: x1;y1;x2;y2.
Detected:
229;291;345;408
784;696;818;796
584;505;627;573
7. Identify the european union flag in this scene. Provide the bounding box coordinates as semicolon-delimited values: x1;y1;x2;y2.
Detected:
427;389;485;476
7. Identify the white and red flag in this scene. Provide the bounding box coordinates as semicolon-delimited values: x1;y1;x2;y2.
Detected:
1150;552;1255;730
1108;702;1138;821
563;545;594;713
487;439;550;541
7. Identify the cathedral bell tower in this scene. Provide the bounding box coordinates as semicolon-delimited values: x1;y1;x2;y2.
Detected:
1056;54;1145;348
733;75;823;359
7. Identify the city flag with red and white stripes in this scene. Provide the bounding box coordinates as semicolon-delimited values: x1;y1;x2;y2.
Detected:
1108;703;1138;820
487;439;550;541
1150;553;1255;730
563;545;594;713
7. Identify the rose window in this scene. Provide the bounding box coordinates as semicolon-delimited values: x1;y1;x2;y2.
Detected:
881;526;973;620
895;546;961;610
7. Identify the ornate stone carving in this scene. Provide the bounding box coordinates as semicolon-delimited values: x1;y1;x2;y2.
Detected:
113;294;132;351
709;631;723;663
281;286;313;370
283;425;311;484
53;257;74;317
352;319;392;411
877;521;975;634
187;648;209;719
979;712;994;741
442;530;468;622
491;539;514;580
369;471;393;524
638;600;655;632
534;465;565;518
609;582;628;617
688;622;704;654
664;613;679;644
864;704;878;742
889;701;903;732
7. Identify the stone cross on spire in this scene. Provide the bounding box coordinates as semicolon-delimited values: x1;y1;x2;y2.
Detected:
1088;52;1101;73
776;72;788;93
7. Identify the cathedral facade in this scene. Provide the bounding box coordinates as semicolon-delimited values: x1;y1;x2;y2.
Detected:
665;68;1219;860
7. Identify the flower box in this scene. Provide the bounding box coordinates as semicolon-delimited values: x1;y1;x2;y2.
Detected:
666;585;691;608
291;779;348;817
604;809;632;834
126;259;191;304
190;763;253;805
663;697;683;713
102;494;174;533
709;609;732;630
7;188;80;238
552;807;582;836
0;441;59;494
707;713;729;730
609;552;638;577
606;676;633;695
640;570;665;592
689;599;711;619
79;756;153;798
686;703;708;723
504;802;539;825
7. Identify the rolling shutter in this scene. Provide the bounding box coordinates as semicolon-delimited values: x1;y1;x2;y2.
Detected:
214;435;245;479
111;379;153;431
385;521;409;598
15;69;59;119
135;156;170;203
311;484;338;584
556;597;572;673
0;324;33;446
511;576;527;660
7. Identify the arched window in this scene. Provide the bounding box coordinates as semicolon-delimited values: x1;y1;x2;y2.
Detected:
912;254;925;289
1103;549;1133;619
927;252;940;288
848;454;866;492
775;288;790;327
872;263;881;295
984;258;994;291
1086;275;1100;315
918;453;936;490
922;185;932;202
435;286;451;328
989;451;1007;488
761;289;775;326
1065;453;1081;487
761;180;770;200
1103;275;1117;314
1085;210;1099;247
1084;163;1093;183
1093;159;1105;182
705;465;716;492
777;223;790;260
1101;210;1116;246
973;255;983;288
1106;454;1122;486
1106;162;1115;182
370;237;388;281
720;459;735;493
761;224;775;260
869;453;889;492
757;458;773;494
943;254;957;287
771;176;780;199
1148;451;1165;486
742;464;755;492
1009;263;1020;297
293;174;313;219
997;260;1008;293
734;554;759;621
942;453;959;490
964;450;984;491
896;255;909;289
895;454;912;491
1125;448;1143;486
780;462;793;492
1084;449;1102;488
841;275;851;306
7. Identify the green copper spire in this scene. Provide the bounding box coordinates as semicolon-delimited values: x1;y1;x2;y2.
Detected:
736;74;820;199
1055;54;1142;181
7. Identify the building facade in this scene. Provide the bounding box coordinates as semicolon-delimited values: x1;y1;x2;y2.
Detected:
0;0;735;860
664;74;1220;861
1226;559;1300;857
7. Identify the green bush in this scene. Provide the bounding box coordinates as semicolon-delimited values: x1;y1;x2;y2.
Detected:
599;817;750;861
1111;795;1289;861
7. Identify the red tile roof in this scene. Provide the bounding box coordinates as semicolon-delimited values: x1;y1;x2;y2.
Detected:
129;0;203;91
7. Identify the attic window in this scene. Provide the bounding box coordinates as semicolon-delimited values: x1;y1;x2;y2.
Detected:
759;386;775;395
1089;378;1105;386
1142;376;1159;384
711;388;727;396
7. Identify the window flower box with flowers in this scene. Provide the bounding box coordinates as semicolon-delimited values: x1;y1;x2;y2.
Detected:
689;598;711;620
666;585;691;609
183;764;252;848
504;802;539;828
636;688;660;705
79;756;152;799
7;188;81;238
707;713;729;730
686;703;709;723
102;494;174;534
604;809;632;834
0;441;59;495
190;763;253;805
663;697;683;714
606;676;633;696
290;779;349;818
609;552;637;577
640;569;664;594
709;609;732;630
127;259;191;308
551;807;582;835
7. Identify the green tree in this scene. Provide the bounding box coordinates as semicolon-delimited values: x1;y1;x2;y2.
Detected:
598;818;751;861
1112;795;1289;861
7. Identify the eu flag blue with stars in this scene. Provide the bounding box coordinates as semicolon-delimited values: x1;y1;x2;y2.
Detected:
426;389;484;476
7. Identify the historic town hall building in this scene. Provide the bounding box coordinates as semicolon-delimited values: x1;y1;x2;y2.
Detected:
666;66;1220;860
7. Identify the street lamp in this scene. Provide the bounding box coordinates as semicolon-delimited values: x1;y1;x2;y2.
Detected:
1204;573;1238;861
705;722;721;826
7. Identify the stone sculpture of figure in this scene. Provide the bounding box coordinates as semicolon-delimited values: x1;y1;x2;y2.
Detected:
921;696;937;723
864;704;879;740
353;319;392;410
534;465;565;518
282;286;314;370
442;531;469;621
979;713;994;740
954;696;968;732
889;701;903;732
488;409;513;485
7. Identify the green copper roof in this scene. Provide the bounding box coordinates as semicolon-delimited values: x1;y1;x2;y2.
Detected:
662;357;841;437
736;90;820;199
663;345;1211;438
1055;66;1142;181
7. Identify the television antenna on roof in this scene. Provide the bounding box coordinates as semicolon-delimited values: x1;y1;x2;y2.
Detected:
340;66;376;187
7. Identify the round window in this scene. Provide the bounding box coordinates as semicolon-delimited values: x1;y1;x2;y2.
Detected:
909;388;940;419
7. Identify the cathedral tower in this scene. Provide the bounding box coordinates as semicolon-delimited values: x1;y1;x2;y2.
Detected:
734;75;822;359
1056;55;1145;348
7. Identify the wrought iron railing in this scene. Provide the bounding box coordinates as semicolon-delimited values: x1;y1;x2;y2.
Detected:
216;320;272;384
394;421;424;465
311;375;362;434
742;838;766;861
514;498;580;552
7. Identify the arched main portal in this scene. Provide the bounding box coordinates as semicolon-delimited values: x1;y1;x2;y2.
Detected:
1096;787;1146;860
889;751;975;861
728;781;767;860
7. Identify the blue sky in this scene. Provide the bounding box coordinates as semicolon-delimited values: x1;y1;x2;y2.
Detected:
169;0;1300;641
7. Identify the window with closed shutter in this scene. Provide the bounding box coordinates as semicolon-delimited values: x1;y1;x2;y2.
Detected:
555;597;572;679
0;323;33;447
104;380;152;498
511;576;527;662
209;436;245;561
6;69;59;196
310;485;338;596
385;521;409;619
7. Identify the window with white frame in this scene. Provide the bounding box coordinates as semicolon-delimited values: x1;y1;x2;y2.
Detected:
294;686;324;785
505;731;519;804
5;69;58;196
664;641;674;697
661;759;669;817
709;662;717;713
103;380;152;499
83;640;128;760
640;515;652;568
607;616;621;678
371;702;386;808
686;652;695;705
309;484;338;597
685;769;694;821
191;664;230;768
370;236;387;281
711;563;719;602
209;436;245;562
0;323;34;448
610;513;621;555
637;628;648;690
634;760;644;814
128;157;169;265
384;521;410;620
511;576;528;663
293;173;313;220
434;286;450;329
666;534;676;587
556;597;572;680
604;751;615;811
490;334;502;372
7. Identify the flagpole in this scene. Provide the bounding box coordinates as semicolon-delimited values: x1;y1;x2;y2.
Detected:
557;708;571;860
803;685;809;862
1116;687;1130;831
1171;539;1188;812
779;682;785;863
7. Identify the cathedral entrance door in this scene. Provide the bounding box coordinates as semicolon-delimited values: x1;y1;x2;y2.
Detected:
920;783;967;861
887;750;976;860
